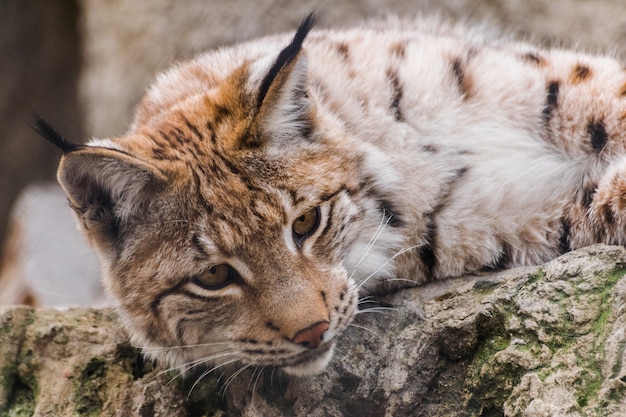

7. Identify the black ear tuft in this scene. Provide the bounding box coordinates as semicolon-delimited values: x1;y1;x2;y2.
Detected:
256;12;319;109
31;113;83;153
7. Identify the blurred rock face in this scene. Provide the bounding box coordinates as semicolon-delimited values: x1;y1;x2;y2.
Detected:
0;184;103;307
0;0;83;258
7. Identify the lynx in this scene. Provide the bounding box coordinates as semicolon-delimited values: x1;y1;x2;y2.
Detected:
37;14;626;376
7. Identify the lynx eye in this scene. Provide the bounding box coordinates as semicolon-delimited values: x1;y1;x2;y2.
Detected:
192;264;239;290
292;207;321;244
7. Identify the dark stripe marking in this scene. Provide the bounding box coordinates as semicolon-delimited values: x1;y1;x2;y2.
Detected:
559;217;572;254
588;119;609;153
183;117;204;141
543;81;560;123
581;184;597;209
601;203;616;225
320;200;335;238
451;57;471;98
493;241;512;270
386;69;404;121
417;167;469;277
191;233;210;258
419;219;437;277
150;281;187;314
378;198;404;228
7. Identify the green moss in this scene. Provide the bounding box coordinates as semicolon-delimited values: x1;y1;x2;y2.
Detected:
462;265;626;413
3;377;36;417
464;328;525;414
574;364;603;408
73;357;107;417
525;269;544;286
611;339;626;379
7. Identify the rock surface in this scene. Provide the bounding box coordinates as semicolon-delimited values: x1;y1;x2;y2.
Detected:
2;245;625;416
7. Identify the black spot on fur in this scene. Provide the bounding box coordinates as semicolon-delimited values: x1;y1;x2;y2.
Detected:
571;64;591;84
543;81;560;123
266;321;280;331
520;52;546;66
588;119;609;153
559;217;572;254
335;42;350;60
256;12;318;109
421;144;438;153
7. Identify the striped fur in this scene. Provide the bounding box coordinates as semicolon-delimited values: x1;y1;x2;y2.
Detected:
45;15;626;375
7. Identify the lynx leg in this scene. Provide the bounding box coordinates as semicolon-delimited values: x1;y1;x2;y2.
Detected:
588;157;626;245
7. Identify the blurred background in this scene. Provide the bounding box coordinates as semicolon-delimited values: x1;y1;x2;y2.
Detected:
1;0;626;308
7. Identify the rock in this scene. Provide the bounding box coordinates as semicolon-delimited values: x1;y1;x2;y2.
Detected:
2;245;625;416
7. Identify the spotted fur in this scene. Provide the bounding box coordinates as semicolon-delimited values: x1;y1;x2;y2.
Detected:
37;15;626;376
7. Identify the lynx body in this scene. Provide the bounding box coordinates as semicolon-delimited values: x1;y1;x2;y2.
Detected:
38;15;626;375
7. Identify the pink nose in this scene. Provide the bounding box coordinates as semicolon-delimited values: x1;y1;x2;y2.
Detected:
292;321;330;349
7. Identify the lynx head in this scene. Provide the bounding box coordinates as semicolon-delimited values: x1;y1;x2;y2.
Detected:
35;14;395;376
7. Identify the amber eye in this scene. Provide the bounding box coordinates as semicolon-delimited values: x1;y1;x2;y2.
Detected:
192;264;239;290
292;207;321;244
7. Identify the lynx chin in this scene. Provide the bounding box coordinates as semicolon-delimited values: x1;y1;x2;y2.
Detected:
36;13;626;377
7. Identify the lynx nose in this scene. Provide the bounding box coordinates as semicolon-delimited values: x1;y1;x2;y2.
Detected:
292;321;330;349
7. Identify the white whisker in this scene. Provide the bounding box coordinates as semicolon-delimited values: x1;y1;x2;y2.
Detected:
357;295;376;304
349;323;383;341
383;277;420;285
133;340;232;352
220;363;253;399
355;306;397;315
187;357;241;398
354;244;421;292
250;366;265;403
347;210;392;282
157;350;238;383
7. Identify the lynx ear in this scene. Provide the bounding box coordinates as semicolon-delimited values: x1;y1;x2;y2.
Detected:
247;13;317;145
57;147;166;252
